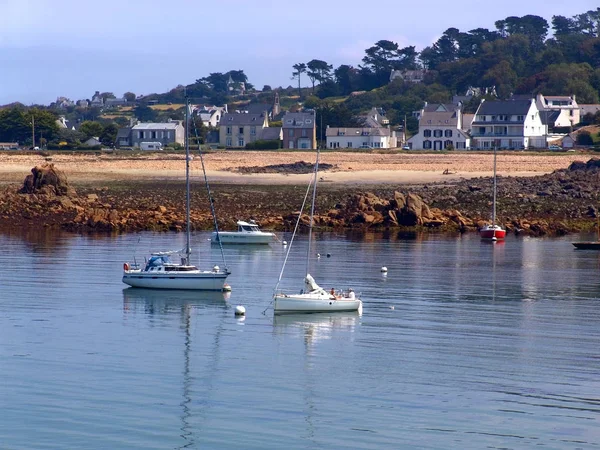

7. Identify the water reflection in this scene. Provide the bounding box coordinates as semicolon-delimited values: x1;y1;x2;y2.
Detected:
122;288;229;314
273;312;360;350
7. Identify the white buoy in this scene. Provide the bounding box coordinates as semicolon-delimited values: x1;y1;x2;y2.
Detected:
317;253;321;258
381;266;388;273
234;305;246;316
213;265;220;273
389;305;395;310
223;284;232;292
282;240;287;246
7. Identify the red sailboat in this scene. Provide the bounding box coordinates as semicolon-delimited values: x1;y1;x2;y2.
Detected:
480;146;506;241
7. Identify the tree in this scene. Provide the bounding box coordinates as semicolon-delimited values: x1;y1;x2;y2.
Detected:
292;63;307;98
306;59;333;93
577;130;594;145
79;121;104;139
334;64;359;95
362;40;418;87
262;85;272;92
134;104;158;122
123;92;136;102
100;123;119;147
0;107;58;145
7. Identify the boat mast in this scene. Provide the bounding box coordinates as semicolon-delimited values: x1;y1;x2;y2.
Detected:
185;96;191;264
492;144;497;227
305;147;320;276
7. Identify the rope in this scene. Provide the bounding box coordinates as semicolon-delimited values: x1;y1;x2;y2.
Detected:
190;110;228;272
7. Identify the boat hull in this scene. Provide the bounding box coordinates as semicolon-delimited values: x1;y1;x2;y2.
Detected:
572;242;600;250
274;294;362;314
480;225;506;240
211;231;274;245
122;270;228;290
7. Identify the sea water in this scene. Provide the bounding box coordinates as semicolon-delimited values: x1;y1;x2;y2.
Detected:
1;229;600;449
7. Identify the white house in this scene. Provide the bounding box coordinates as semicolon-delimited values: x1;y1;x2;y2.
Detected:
326;127;396;149
535;93;579;128
471;98;546;149
407;103;470;150
194;105;227;128
131;121;185;147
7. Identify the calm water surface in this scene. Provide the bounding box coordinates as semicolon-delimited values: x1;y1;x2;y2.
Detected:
1;229;600;449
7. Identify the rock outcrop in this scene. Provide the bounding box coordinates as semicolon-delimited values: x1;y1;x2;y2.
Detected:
20;163;75;196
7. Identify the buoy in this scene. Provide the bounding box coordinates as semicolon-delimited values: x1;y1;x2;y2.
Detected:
317;253;321;258
123;262;130;271
283;240;288;246
326;253;331;258
223;284;232;292
381;266;388;273
234;305;246;316
389;305;395;310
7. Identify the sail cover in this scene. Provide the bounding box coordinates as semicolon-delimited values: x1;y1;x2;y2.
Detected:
304;274;327;294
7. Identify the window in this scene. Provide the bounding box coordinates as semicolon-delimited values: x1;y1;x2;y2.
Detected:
444;130;453;137
434;129;442;138
250;126;256;136
483;141;490;149
456;142;465;149
288;141;294;149
226;137;232;146
338;131;345;136
478;127;485;135
445;140;453;148
423;140;432;149
138;131;144;139
517;115;524;121
226;127;232;135
151;131;156;139
347;142;353;148
239;127;244;135
238;138;245;147
491;116;496;120
423;129;431;137
300;142;309;149
289;129;294;137
301;129;307;137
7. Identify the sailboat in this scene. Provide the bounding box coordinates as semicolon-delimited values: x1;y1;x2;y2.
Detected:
480;145;506;241
122;98;230;290
272;148;362;314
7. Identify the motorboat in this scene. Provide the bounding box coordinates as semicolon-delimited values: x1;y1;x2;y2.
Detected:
211;220;275;245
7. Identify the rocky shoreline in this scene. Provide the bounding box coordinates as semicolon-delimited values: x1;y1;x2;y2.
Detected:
2;160;600;237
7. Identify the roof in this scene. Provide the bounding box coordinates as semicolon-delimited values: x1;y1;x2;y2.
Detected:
540;110;561;125
419;111;458;127
221;113;266;126
462;114;475;130
423;103;457;113
282;112;316;129
261;127;282;141
132;122;181;130
239;103;272;115
117;127;131;138
476;99;532;115
326;127;390;137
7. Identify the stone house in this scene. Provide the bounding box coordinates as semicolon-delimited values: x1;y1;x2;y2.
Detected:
281;111;317;149
130;121;185;147
219;113;269;148
326;127;397;149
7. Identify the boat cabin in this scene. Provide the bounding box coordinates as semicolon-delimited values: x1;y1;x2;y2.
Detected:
237;220;261;233
144;255;197;272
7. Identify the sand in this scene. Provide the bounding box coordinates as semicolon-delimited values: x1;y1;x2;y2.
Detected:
0;151;585;185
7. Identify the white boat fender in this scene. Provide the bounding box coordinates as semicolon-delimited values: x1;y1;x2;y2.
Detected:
213;265;220;272
234;305;246;316
381;266;388;273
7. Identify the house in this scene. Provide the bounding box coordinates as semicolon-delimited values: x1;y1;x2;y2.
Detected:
84;137;102;147
282;111;317;149
0;142;19;150
116;127;132;147
470;99;546;150
360;107;390;128
104;97;128;108
389;69;427;83
535;94;579;128
55;97;74;108
227;75;246;96
195;105;227;128
561;133;576;149
326;127;397;149
130;121;185;147
219;112;269;148
90;91;104;107
261;127;283;143
579;104;600;122
407;103;470;150
452;86;497;105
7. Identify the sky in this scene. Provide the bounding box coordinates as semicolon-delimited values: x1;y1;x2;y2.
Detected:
0;0;598;105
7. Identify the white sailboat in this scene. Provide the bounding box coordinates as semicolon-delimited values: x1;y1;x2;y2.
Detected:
272;148;362;314
122;98;230;291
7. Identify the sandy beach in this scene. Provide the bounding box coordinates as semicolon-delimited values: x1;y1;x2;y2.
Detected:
0;151;584;185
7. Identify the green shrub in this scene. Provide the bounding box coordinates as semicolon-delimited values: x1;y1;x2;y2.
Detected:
245;139;281;150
